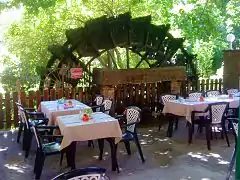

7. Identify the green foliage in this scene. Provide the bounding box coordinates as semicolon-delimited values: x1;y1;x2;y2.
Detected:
1;0;240;90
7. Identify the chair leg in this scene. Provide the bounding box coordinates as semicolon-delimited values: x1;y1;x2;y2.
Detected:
222;123;230;147
166;117;174;137
221;128;224;139
17;123;23;143
134;135;145;163
60;152;64;166
25;130;33;158
210;128;213;140
226;148;236;180
205;123;211;150
124;141;131;155
188;122;193;144
98;139;104;160
158;124;162;131
22;128;27;151
174;119;178;130
213;126;217;139
35;154;45;180
88;140;94;148
34;150;39;174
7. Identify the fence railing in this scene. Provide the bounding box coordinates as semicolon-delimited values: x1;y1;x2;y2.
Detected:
0;78;223;130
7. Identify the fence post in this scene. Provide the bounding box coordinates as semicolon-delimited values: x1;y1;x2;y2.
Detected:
219;78;223;93
13;92;18;127
36;90;41;108
43;88;49;101
0;93;3;129
28;91;35;108
5;92;11;128
50;89;56;100
21;91;26;107
206;79;210;90
64;88;70;99
210;79;214;90
58;88;63;99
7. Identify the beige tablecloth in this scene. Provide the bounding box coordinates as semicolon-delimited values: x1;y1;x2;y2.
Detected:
57;112;122;150
41;99;90;125
162;96;240;123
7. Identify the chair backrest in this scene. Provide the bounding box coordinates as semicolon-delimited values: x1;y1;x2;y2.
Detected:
95;95;104;106
232;120;238;137
51;167;108;180
18;106;31;129
15;102;24;123
206;90;220;97
189;92;203;99
125;106;141;133
209;102;229;124
160;95;176;105
102;99;113;115
227;89;239;95
68;174;101;180
32;126;43;150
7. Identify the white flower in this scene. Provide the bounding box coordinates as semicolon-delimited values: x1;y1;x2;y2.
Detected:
170;3;195;15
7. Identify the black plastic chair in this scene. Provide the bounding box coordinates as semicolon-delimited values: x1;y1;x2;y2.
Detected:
114;106;145;163
51;167;109;180
16;102;46;144
190;102;230;150
33;125;64;179
18;105;49;158
226;118;238;180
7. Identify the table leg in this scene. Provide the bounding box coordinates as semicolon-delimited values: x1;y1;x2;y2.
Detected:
106;138;119;172
166;115;174;137
205;123;211;150
65;142;76;169
188;122;193;144
98;139;104;160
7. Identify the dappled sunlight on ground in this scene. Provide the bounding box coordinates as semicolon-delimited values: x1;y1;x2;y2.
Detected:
188;152;230;165
4;163;30;173
0;121;235;180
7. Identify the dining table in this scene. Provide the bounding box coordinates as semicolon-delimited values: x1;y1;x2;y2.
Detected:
56;112;123;172
162;95;240;137
40;99;91;125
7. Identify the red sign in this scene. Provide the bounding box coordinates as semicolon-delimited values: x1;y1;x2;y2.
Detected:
70;68;83;79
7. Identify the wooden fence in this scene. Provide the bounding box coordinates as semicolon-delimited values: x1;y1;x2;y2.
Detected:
0;78;223;130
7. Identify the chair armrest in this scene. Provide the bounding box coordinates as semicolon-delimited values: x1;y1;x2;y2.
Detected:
41;135;63;138
32;118;49;125
28;111;45;117
36;125;59;130
227;118;239;123
114;114;124;120
24;108;36;112
91;105;103;109
121;121;139;128
32;117;49;121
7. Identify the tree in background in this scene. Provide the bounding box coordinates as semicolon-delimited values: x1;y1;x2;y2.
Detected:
0;0;239;90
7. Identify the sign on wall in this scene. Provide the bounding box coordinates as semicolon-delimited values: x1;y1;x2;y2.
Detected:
70;68;83;79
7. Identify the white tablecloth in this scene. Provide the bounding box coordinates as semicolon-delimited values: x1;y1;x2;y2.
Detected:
41;99;90;125
162;97;240;123
57;112;122;149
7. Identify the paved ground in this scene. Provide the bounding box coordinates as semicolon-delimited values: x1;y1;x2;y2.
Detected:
0;121;235;180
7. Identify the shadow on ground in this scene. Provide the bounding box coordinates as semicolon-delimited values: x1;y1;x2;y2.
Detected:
0;120;235;180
